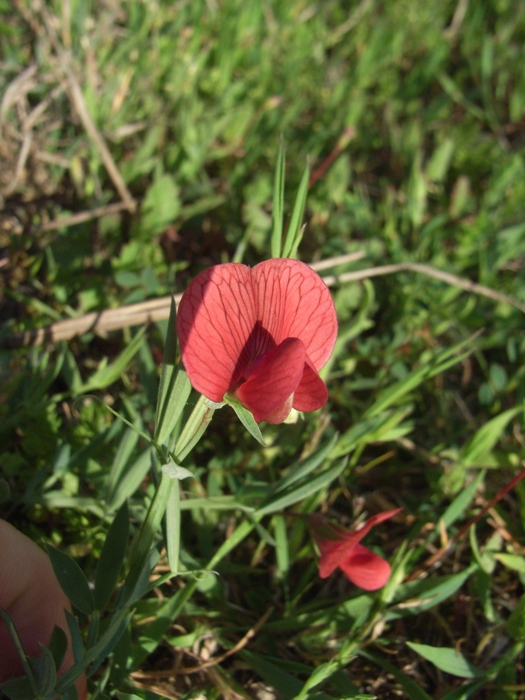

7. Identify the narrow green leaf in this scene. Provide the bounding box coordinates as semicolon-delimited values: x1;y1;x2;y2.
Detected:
56;608;131;690
273;515;289;581
271;136;286;258
165;479;181;574
495;553;525;573
282;161;309;259
122;548;161;608
46;546;95;616
36;644;57;696
241;651;304;698
105;426;139;505
154;299;192;447
461;406;524;467
365;338;475;419
94;501;130;610
107;448;152;511
360;650;433;700
332;408;411;459
173;394;216;460
0;677;36;700
48;625;68;677
407;642;484;678
389;566;477;618
122;469;172;602
507;593;525;641
441;470;485;528
223;394;266;444
0;608;37;693
271;433;338;494
81;328;146;393
257;458;347;516
65;609;85;662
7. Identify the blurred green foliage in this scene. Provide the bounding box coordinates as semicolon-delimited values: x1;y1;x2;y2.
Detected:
1;0;525;697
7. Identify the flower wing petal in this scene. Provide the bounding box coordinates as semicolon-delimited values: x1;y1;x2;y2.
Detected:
235;338;306;423
338;543;392;591
293;356;328;413
252;259;338;370
177;264;256;402
317;538;354;578
350;508;403;543
312;508;402;579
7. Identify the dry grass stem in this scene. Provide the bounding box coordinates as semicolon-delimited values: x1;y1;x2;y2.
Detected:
3;255;524;348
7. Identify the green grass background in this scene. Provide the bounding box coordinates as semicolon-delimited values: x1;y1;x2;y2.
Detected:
1;0;525;697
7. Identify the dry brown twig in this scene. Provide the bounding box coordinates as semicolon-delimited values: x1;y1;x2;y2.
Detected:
3;252;525;348
0;254;364;347
130;605;274;680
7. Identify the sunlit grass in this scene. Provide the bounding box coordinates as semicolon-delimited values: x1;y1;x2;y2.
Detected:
1;0;525;697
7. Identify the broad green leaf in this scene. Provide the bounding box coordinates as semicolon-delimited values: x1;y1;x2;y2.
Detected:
271;137;286;258
407;642;484;679
46;546;95;616
94;501;130;610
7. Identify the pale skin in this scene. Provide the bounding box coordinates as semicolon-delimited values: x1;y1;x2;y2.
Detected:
0;519;86;697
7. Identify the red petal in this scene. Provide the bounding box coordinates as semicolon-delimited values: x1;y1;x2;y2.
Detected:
313;508;402;578
338;543;392;591
235;338;306;423
317;538;355;578
348;508;403;543
293;356;328;413
176;264;257;402
252;259;337;370
263;395;294;425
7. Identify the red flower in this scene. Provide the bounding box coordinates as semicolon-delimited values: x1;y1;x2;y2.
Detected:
177;259;337;424
309;508;402;591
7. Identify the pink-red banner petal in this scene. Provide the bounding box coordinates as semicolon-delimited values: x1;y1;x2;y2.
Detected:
177;264;257;402
177;259;338;422
252;259;337;370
